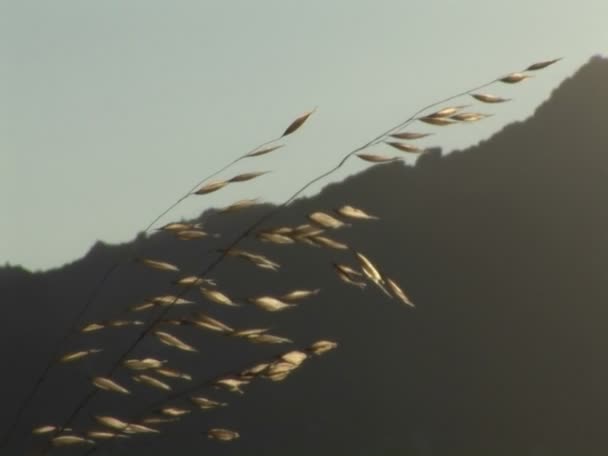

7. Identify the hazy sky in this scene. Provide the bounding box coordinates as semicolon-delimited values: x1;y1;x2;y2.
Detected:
2;1;606;271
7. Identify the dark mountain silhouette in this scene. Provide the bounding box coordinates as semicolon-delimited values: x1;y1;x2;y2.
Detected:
2;56;608;456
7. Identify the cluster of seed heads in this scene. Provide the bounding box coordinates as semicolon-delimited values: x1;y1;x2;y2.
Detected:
0;58;561;455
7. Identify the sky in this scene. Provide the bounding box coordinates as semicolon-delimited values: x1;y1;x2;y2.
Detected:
1;0;606;271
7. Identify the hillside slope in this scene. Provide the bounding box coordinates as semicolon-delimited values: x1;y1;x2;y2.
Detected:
2;56;608;455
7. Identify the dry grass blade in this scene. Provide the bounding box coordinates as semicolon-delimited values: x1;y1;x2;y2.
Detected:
244;144;284;158
471;93;510;103
194;180;228;195
389;132;432;140
385;141;423;153
228;171;270;183
356;153;398;163
282;109;315;137
525;58;562;71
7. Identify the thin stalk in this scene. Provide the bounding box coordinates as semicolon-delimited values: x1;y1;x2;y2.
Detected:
39;73;506;456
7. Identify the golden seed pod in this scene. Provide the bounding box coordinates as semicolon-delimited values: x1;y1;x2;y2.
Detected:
248;296;295;312
336;205;378;220
282;109;315;137
385;141;423;153
32;425;57;435
219;198;260;212
308;211;347;229
207;428;240;441
228;171;270;183
51;435;94;447
190;396;227;409
194;180;228;195
524;58;561;71
309;340;338;355
244;144;284;158
280;288;320;301
471;93;510;103
200;287;238;307
58;348;102;364
499;72;532;84
95;416;130;431
357;153;399;163
389;132;432;140
386;277;415;308
137;258;180;272
154;331;197;352
92;377;130;395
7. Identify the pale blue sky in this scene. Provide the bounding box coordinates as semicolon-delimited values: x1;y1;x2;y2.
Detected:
2;0;606;271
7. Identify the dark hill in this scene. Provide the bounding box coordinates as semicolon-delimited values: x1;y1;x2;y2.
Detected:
2;56;608;455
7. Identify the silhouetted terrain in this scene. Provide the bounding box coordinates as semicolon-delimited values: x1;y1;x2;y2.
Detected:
2;56;608;455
